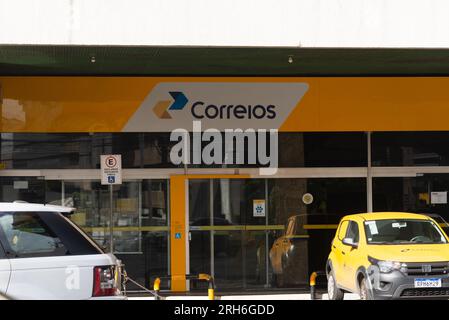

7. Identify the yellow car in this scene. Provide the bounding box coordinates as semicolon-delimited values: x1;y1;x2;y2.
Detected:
327;212;449;300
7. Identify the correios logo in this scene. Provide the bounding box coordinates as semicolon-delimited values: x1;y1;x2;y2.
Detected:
153;91;189;119
154;91;277;120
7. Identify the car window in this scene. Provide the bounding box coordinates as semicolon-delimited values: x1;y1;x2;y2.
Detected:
364;219;447;245
337;221;349;240
0;213;67;257
0;212;103;258
345;221;359;243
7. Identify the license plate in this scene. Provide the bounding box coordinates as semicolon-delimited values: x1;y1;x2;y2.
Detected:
414;278;442;288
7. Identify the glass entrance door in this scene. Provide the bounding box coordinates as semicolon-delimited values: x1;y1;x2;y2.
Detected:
188;178;269;290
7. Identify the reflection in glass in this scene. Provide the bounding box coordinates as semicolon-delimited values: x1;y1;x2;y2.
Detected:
0;177;47;203
268;178;366;288
0;133;177;169
372;132;449;166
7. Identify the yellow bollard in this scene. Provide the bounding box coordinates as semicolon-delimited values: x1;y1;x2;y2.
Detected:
198;273;215;300
208;286;215;300
310;272;318;287
310;272;318;300
153;277;161;300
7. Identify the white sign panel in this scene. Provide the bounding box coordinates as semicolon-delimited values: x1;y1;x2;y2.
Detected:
101;155;122;185
122;82;308;132
431;191;447;204
253;199;266;217
13;181;28;189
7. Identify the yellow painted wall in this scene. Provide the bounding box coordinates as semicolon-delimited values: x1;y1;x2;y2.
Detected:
3;76;449;132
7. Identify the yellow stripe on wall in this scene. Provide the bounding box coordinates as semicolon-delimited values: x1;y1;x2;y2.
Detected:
82;226;170;232
303;224;339;230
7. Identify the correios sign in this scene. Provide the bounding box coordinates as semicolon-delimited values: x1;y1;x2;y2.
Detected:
123;82;309;132
122;82;308;175
122;82;310;175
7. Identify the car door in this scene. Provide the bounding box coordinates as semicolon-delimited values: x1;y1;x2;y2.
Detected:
0;240;11;294
331;220;349;286
341;220;363;291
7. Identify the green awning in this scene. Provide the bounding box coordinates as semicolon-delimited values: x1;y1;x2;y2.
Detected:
1;45;449;76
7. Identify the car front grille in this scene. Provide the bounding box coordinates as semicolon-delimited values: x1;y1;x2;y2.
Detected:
404;262;449;276
401;288;449;297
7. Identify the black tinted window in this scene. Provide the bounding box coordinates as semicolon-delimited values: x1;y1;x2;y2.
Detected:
279;132;367;167
372;132;449;166
0;212;102;258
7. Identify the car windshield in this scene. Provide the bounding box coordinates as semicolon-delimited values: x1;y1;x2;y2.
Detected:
364;219;447;245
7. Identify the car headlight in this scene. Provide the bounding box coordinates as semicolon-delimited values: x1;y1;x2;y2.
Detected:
368;256;406;273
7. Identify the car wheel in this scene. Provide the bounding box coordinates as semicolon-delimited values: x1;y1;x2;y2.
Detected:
327;271;344;300
359;277;373;300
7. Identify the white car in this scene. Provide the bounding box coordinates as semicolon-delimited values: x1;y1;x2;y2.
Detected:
0;202;126;300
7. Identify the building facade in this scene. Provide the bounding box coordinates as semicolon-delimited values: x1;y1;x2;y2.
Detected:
2;75;449;291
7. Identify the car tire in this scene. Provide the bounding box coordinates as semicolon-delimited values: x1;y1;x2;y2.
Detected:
327;271;344;300
359;276;373;300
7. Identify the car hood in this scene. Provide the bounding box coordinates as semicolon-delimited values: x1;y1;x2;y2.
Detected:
368;244;449;262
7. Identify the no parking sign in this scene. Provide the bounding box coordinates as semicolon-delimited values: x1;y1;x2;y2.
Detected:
101;154;122;185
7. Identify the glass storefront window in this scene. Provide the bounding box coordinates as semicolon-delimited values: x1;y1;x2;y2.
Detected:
142;133;180;168
212;179;266;226
113;179;170;290
373;175;449;235
141;180;169;226
279;132;367;167
374;174;449;217
189;230;211;286
113;181;141;253
1;132;367;169
189;180;211;226
372;132;449;166
0;133;177;169
63;181;110;249
267;178;367;287
0;177;47;203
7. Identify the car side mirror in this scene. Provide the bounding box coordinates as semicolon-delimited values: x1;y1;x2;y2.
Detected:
342;237;358;248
